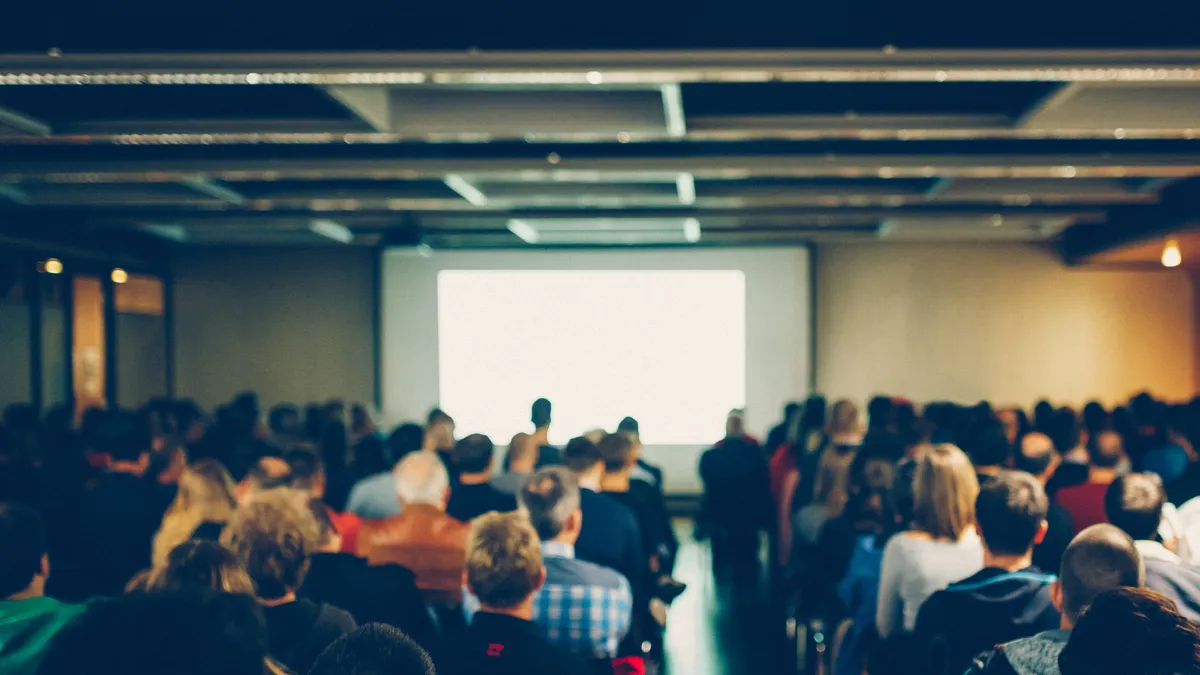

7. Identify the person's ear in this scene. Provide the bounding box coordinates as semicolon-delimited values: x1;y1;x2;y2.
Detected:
442;486;452;508
1033;519;1049;546
1050;580;1063;613
39;553;50;580
569;508;583;534
535;566;548;592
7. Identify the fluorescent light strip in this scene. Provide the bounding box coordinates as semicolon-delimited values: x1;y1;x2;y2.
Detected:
684;218;702;243
661;84;687;138
310;219;355;244
676;173;696;205
443;174;489;206
507;219;540;244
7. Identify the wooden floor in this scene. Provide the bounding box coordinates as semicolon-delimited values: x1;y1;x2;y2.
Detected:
663;520;786;675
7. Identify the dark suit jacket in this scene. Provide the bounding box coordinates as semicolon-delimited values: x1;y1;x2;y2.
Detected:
299;552;435;648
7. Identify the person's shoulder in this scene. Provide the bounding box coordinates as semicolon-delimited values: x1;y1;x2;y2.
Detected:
550;556;631;591
313;600;358;633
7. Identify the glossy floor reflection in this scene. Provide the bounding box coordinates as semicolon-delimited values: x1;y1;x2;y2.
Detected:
663;520;785;675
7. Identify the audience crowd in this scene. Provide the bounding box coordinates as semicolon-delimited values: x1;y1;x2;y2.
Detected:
3;390;1200;675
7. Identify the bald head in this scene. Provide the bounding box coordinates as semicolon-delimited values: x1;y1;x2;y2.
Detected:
1016;432;1058;480
1059;524;1144;624
505;433;537;473
1088;430;1124;469
394;451;450;508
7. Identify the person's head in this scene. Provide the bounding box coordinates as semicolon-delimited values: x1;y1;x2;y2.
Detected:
843;439;899;534
306;496;344;553
96;410;151;469
1105;472;1167;542
911;444;980;541
597;432;639;474
505;432;537;473
725;409;747;439
0;502;48;599
562;436;603;481
38;590;271;675
425;409;455;451
1056;524;1144;628
531;398;553;431
783;401;802;423
453;433;496;476
308;624;436;675
386;423;426;467
1058;587;1200;675
283;446;326;497
147;540;256;595
996;407;1022;444
1048;408;1082;454
237;455;291;504
154;459;240;565
867;396;893;432
828;399;860;436
394;451;450;509
975;470;1049;558
963;420;1012;469
519;467;582;544
267;404;301;437
889;457;919;530
1016;432;1059;481
221;489;321;601
616;416;639;436
1088;430;1125;469
465;511;546;613
813;445;856;516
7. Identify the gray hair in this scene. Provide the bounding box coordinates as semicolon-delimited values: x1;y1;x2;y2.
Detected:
518;467;580;541
394;451;450;506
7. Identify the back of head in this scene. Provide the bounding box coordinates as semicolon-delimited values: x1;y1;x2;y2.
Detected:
1105;472;1166;541
1081;401;1109;434
814;445;856;514
452;433;495;475
829;399;860;436
96;410;150;462
283;446;325;492
394;451;450;506
221;489;321;600
563;436;602;474
912;444;979;540
309;624;436;675
386;423;426;466
1058;587;1200;675
0;502;45;598
597;432;637;473
519;467;580;540
963;419;1012;469
505;432;536;469
975;470;1048;556
1048;408;1081;454
617;416;640;436
466;512;543;609
1058;524;1144;623
242;454;292;492
1016;432;1057;476
38;590;270;675
725;410;747;439
867;396;892;431
845;444;897;533
149;540;255;595
267;404;300;436
531;398;552;429
889;457;919;529
1088;430;1125;469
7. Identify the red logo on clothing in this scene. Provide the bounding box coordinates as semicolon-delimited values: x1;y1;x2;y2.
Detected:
486;644;504;657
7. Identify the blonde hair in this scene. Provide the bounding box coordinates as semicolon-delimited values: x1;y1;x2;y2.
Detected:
466;512;543;609
145;540;256;595
827;399;860;436
813;446;856;517
152;459;238;566
221;489;321;600
912;444;979;541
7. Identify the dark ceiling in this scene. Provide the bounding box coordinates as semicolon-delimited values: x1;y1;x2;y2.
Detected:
2;43;1200;260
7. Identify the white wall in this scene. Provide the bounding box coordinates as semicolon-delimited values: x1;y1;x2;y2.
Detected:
816;243;1195;407
382;248;811;494
173;247;376;411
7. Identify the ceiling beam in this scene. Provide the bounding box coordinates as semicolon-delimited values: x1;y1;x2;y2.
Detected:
321;85;392;132
179;177;247;205
0;106;51;136
1060;177;1200;264
0;183;30;204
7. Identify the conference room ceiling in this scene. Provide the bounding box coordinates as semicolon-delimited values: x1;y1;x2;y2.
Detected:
3;40;1200;256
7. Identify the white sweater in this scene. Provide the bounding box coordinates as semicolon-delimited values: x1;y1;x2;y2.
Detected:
875;529;984;637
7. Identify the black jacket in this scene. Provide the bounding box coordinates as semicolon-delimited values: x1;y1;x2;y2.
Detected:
1031;504;1074;575
75;472;169;596
261;598;356;675
914;567;1060;675
575;488;644;591
298;552;434;648
446;482;518;522
698;439;772;535
433;611;585;675
973;629;1069;675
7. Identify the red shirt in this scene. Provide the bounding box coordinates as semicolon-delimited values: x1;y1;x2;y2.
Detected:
769;444;798;505
328;508;362;554
1055;480;1112;535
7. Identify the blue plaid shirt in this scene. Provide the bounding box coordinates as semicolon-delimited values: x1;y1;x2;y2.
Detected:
464;541;634;658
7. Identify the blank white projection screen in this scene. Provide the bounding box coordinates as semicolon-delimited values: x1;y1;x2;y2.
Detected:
436;270;746;444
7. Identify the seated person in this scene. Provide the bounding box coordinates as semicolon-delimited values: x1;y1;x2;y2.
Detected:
598;432;677;579
1015;433;1075;573
914;471;1060;675
562;436;644;594
37;590;275;675
356;452;470;605
617;417;664;491
1105;472;1200;622
346;423;425;519
309;624;436;675
1056;587;1200;675
140;539;256;595
285;447;362;552
492;433;536;496
0;503;86;675
465;468;634;659
433;512;585;675
973;524;1145;675
222;490;357;674
446;434;518;522
300;499;434;648
1055;430;1124;535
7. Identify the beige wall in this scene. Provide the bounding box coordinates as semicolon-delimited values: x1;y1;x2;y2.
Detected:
172;247;376;411
816;243;1195;408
